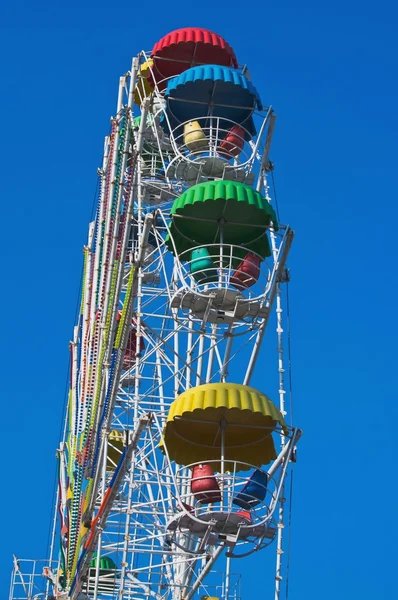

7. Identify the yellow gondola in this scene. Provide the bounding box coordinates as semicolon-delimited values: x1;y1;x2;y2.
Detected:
184;120;208;152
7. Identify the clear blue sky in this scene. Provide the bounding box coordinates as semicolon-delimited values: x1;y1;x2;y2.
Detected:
1;0;397;598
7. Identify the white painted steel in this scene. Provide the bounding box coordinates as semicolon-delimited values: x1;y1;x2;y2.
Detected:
9;49;300;600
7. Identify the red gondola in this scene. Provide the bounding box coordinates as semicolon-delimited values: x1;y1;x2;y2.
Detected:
230;252;262;289
218;124;245;158
191;463;221;504
235;509;252;524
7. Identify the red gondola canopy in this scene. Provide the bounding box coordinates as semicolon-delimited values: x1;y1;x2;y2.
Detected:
150;27;238;87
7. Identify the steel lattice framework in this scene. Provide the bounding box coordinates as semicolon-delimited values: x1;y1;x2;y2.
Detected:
9;31;301;600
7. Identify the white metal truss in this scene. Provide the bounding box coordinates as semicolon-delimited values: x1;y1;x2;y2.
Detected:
9;49;300;600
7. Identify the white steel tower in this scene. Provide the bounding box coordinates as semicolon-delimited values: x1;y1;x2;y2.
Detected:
9;27;301;600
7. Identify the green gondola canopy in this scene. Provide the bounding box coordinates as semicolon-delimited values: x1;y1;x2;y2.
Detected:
165;181;278;258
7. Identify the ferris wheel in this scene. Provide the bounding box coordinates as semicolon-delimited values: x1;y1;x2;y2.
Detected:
9;27;301;600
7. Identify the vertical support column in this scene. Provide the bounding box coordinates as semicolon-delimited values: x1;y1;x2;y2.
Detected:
196;332;205;386
93;434;109;600
133;99;150;426
186;319;193;389
118;463;136;599
46;483;60;597
225;554;231;600
264;173;288;600
206;324;217;382
220;326;233;382
274;283;287;600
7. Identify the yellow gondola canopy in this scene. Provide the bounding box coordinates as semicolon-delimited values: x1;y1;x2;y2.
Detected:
162;383;287;468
